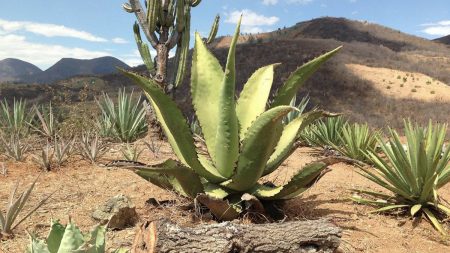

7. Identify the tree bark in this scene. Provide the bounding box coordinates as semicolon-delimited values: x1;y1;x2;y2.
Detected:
131;219;342;253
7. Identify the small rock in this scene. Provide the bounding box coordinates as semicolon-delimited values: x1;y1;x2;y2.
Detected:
92;194;138;229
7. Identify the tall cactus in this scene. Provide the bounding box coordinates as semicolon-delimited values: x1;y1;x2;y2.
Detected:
123;0;219;91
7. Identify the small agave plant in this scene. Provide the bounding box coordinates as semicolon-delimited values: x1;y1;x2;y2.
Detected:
120;20;342;220
28;220;127;253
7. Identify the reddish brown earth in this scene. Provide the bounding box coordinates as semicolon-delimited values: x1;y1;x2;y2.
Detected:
0;136;449;252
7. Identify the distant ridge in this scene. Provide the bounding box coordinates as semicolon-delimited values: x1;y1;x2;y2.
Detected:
0;58;42;82
19;56;130;84
434;35;450;45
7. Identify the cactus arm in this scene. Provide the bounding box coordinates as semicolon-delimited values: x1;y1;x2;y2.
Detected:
236;64;278;140
189;0;202;7
120;69;225;182
271;46;342;107
206;14;220;44
191;33;224;166
174;5;190;87
133;23;155;72
214;16;241;177
146;0;160;34
264;110;331;176
175;0;185;32
129;0;158;48
223;106;293;191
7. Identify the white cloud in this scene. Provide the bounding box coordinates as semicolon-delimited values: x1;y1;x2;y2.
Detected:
287;0;313;5
112;37;129;44
420;20;450;36
262;0;278;5
0;34;110;69
0;19;107;42
225;9;279;34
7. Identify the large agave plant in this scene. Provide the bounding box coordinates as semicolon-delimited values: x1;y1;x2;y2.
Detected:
120;20;342;220
353;121;450;234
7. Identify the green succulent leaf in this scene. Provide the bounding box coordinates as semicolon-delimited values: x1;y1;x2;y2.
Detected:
369;204;409;213
58;222;84;252
82;225;106;253
271;46;342;107
410;204;422;216
28;235;50;253
264;110;329;176
224;106;293;191
214;16;241;178
203;183;232;199
47;220;65;253
120;70;224;183
256;158;338;200
191;33;224;166
132;159;204;198
423;208;446;235
236;64;278;140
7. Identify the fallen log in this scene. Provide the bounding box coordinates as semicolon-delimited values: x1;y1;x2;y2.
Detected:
131;219;342;253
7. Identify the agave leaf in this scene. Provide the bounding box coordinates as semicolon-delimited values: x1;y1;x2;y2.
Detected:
410;204;422;216
28;234;51;253
350;196;390;206
47;220;65;253
196;194;241;221
271;46;342;107
224;106;293;191
214;17;241;178
191;33;224;166
369;204;409;213
120;70;224;182
351;189;394;200
82;225;106;253
256;158;337;200
58;222;84;253
236;64;278;140
0;211;5;229
264;110;329;176
423;208;446;235
436;204;450;216
203;183;232;199
131;159;204;198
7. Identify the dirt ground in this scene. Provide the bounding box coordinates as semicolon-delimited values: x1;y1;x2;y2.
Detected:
0;136;449;253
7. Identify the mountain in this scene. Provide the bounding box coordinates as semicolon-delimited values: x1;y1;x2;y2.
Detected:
434;35;450;45
0;58;42;82
2;17;449;132
18;56;130;84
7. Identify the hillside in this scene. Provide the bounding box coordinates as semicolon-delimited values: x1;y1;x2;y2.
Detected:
7;56;130;84
435;35;450;45
1;17;449;132
0;58;42;82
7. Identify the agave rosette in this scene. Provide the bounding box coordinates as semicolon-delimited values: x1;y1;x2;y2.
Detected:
121;20;342;220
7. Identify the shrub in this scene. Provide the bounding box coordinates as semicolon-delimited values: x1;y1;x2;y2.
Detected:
0;98;33;137
30;103;58;139
283;95;310;125
300;116;347;148
120;20;342;220
121;143;144;162
96;89;148;142
0;176;52;237
352;121;450;234
333;122;379;163
0;135;29;161
79;132;108;164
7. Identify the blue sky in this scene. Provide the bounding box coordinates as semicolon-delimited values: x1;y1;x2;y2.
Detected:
0;0;448;70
